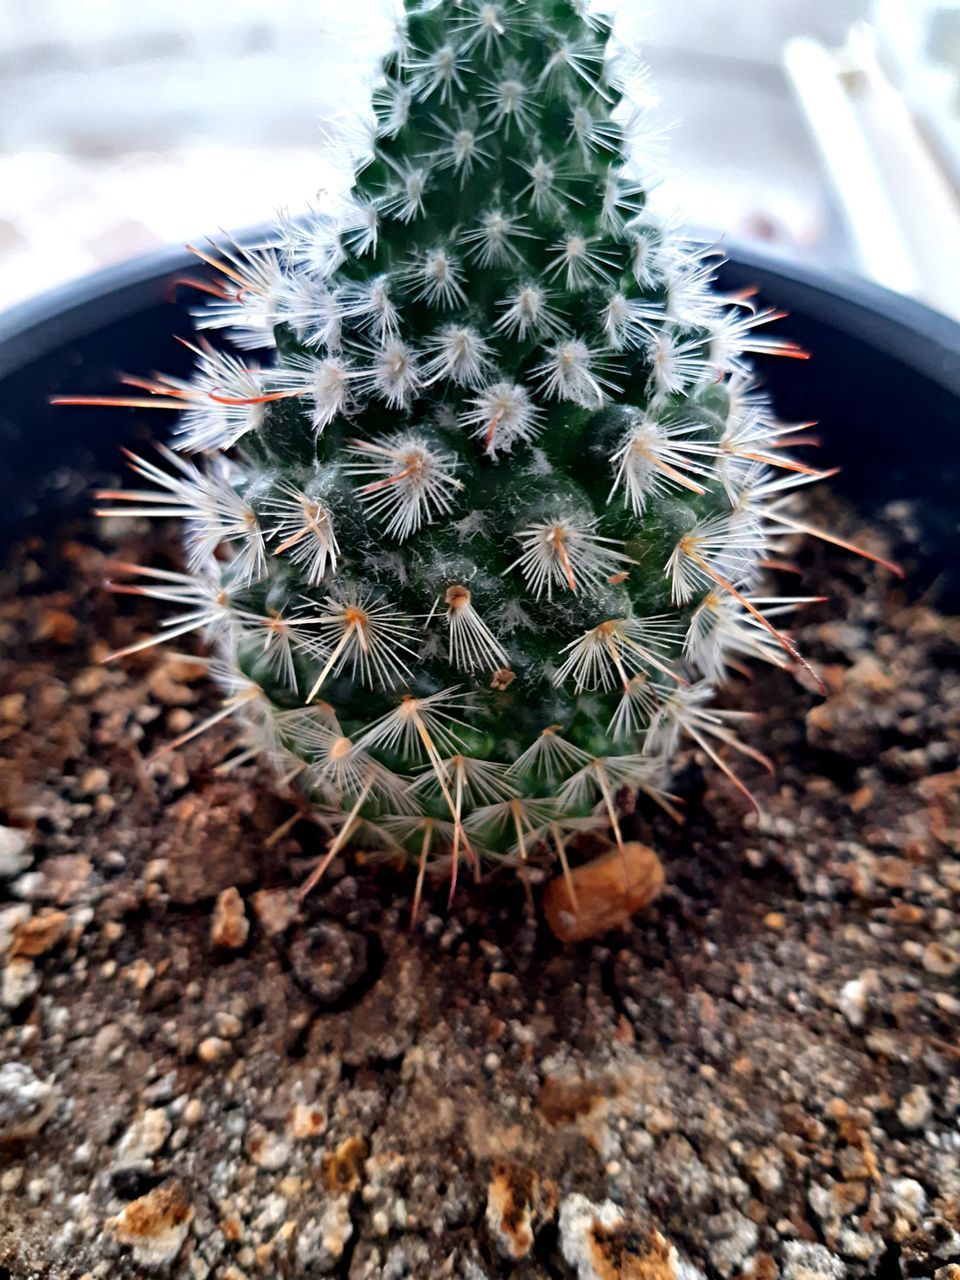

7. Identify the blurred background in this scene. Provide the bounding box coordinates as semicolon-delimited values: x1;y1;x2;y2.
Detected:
1;0;958;316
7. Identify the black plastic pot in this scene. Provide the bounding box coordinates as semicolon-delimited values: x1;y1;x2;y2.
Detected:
1;240;958;601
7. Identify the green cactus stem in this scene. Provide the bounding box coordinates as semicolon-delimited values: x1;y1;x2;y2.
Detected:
72;0;901;907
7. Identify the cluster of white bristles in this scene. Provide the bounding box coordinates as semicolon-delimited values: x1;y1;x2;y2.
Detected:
59;0;902;903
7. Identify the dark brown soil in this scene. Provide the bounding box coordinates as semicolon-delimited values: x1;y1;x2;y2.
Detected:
0;496;958;1280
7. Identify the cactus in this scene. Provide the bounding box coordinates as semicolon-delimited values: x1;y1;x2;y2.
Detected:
67;0;899;907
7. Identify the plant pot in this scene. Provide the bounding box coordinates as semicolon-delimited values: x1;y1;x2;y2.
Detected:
1;238;958;599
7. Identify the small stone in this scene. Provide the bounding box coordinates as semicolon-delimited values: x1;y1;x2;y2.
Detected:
26;1176;48;1203
36;606;78;645
897;1085;932;1130
92;1023;124;1063
211;887;249;951
0;827;31;879
183;1099;204;1127
543;843;665;942
31;854;93;905
246;1122;292;1171
289;1103;327;1141
782;1242;846;1280
829;1181;868;1218
321;1135;367;1194
250;888;298;938
295;1197;354;1272
558;1193;681;1280
10;909;68;958
838;974;874;1028
2;957;39;1009
922;942;959;977
0;1062;58;1141
706;1210;759;1278
114;1108;172;1168
0;904;31;953
834;1227;882;1264
215;1012;243;1039
486;1161;556;1261
888;1178;926;1226
108;1179;194;1269
197;1037;231;1064
125;958;155;991
73;1141;94;1166
79;766;110;795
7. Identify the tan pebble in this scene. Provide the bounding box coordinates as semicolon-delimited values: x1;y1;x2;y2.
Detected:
830;1180;868;1215
183;1098;204;1127
125;958;155;991
10;910;68;958
488;970;518;991
486;1161;556;1261
71;667;106;696
250;888;298;938
2;958;39;1010
542;842;664;942
645;1105;676;1136
849;786;873;813
35;608;78;645
215;1012;243;1039
197;1036;231;1064
36;854;92;905
78;767;110;795
246;1122;292;1171
116;1108;172;1164
0;692;26;721
889;903;924;924
108;1179;194;1269
221;1211;244;1242
289;1102;327;1141
211;887;249;950
922;942;959;977
763;912;786;930
875;857;914;889
897;1085;932;1130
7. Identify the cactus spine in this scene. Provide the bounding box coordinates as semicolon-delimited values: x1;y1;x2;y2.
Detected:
85;0;874;900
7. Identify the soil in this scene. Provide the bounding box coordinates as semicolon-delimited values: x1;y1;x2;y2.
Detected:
0;494;958;1280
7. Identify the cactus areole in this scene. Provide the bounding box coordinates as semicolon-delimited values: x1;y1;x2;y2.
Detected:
76;0;900;905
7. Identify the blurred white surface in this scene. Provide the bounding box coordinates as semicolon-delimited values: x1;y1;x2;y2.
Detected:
1;0;955;314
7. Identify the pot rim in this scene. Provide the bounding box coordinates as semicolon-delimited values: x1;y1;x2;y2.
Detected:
1;232;959;394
